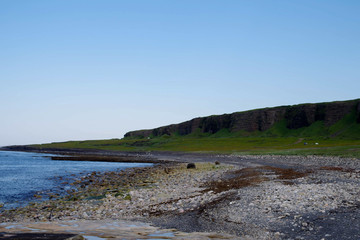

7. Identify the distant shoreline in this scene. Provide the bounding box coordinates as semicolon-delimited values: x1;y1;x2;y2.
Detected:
0;146;173;164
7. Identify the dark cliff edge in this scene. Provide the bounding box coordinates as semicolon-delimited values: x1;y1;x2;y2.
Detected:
125;99;360;138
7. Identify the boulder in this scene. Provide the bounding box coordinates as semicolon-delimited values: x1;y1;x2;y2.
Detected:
187;163;196;169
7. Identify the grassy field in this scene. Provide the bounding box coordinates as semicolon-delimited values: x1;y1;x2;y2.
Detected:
31;109;360;158
31;136;360;158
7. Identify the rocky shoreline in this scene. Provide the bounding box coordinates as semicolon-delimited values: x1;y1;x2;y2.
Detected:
1;152;360;239
0;162;234;222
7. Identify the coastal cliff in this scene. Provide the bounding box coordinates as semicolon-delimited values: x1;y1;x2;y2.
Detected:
125;99;360;138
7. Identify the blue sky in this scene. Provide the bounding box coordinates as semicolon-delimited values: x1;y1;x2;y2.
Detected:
1;0;359;146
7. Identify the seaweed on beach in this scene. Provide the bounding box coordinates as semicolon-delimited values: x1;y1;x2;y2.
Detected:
203;166;311;193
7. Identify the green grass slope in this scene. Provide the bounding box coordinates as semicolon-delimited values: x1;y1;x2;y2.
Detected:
31;107;360;158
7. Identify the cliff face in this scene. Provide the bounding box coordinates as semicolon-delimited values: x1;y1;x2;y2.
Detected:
125;99;360;138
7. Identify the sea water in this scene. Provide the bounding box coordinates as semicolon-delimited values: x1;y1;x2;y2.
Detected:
0;151;152;209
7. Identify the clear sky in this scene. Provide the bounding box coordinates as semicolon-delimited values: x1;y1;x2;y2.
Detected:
1;0;359;146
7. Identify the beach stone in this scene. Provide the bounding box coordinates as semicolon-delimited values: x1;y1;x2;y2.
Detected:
187;163;196;169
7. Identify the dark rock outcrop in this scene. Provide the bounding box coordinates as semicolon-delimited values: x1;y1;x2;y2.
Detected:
125;99;360;138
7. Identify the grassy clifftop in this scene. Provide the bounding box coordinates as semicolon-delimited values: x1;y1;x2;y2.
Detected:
31;137;360;158
27;99;360;158
125;99;360;139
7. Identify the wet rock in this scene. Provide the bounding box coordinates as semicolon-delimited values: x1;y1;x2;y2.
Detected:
0;232;84;240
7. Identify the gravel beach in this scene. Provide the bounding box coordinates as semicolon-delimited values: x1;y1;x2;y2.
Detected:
1;152;360;239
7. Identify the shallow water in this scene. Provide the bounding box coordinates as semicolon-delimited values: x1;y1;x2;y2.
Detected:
0;150;152;209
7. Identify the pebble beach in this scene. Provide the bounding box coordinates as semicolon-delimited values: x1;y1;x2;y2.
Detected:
1;153;360;239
